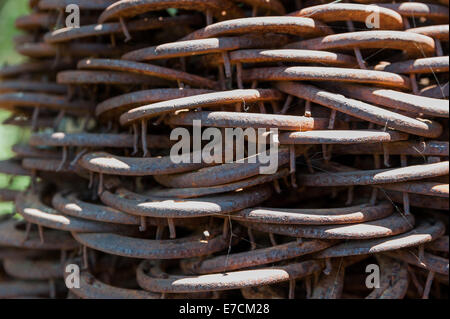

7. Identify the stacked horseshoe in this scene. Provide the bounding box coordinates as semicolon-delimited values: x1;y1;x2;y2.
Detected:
0;0;448;299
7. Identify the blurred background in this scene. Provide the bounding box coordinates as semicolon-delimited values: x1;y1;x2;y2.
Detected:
0;0;31;215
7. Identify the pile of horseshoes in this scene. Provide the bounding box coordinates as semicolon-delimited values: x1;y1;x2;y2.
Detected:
0;0;448;299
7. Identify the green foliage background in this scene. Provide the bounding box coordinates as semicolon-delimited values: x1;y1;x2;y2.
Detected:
0;0;31;215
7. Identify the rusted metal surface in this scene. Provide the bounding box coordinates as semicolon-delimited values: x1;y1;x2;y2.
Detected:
16;42;128;59
12;144;61;159
145;168;289;198
376;2;449;22
420;83;449;98
376;182;449;198
284;31;436;57
44;15;203;44
237;213;415;240
120;89;283;125
3;258;63;280
407;24;449;41
39;0;116;11
0;92;94;114
64;265;160;299
180;16;333;41
297;161;449;187
2;116;54;129
0;81;67;94
72;228;231;259
0;219;78;250
279;130;408;145
427;236;449;253
15;191;134;233
0;247;42;260
0;280;53;298
29;132;170;149
203;49;358;67
235;0;285;15
21;158;78;174
241;285;285;299
384;249;449;275
242;66;411;89
96;88;214;118
383;191;449;210
57;70;170;86
0;189;20;202
276;82;443;138
166;111;333;131
77;58;217;88
79;151;209;176
0;60;74;78
0;159;32;176
365;255;408;299
320;82;449;118
98;0;245;23
15;12;58;30
62;259;212;298
310;258;364;299
122;35;290;61
152;147;299;188
375;56;449;74
100;186;272;218
333;140;449;157
52;192;139;225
